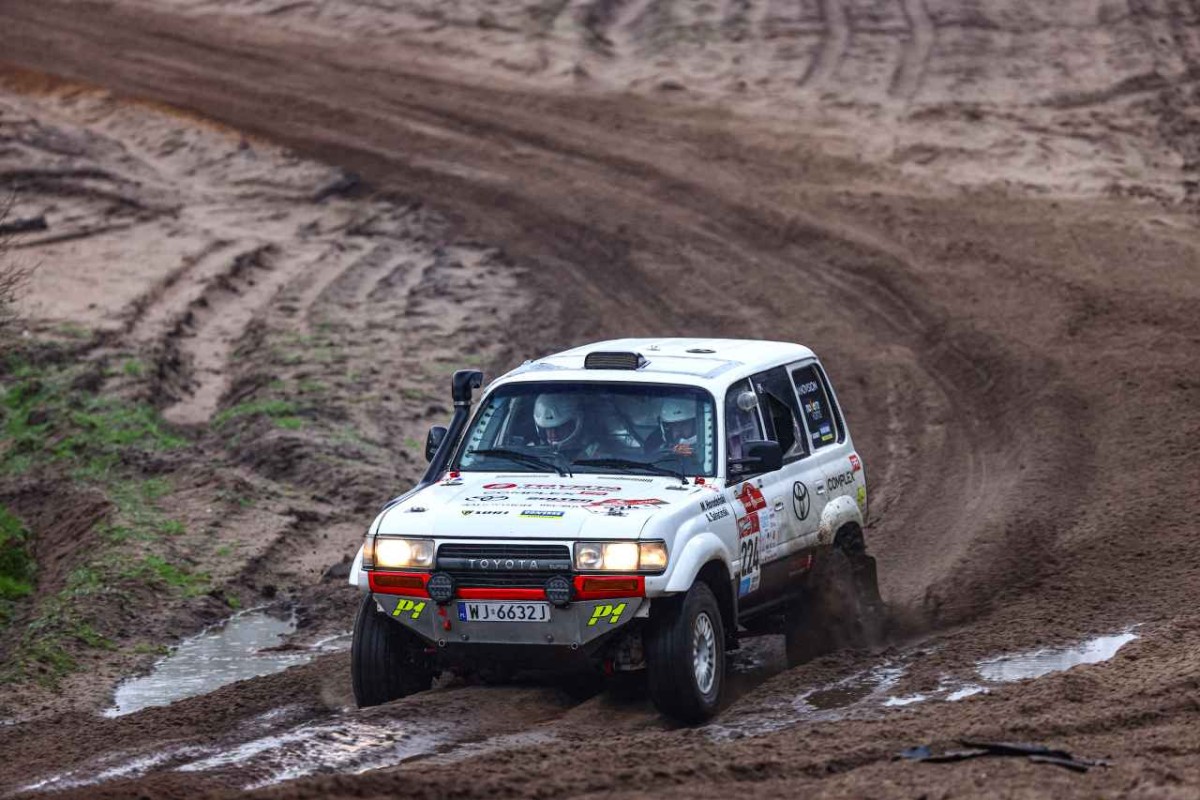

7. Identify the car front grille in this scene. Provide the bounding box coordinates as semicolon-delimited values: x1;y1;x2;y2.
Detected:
437;543;572;590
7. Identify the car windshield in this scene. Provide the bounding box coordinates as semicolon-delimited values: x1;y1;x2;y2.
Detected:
453;382;718;477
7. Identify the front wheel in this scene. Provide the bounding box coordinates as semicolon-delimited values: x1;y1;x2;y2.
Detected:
645;582;726;723
351;594;435;707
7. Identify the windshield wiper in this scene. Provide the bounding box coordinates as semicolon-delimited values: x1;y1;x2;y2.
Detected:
571;458;688;485
469;448;570;477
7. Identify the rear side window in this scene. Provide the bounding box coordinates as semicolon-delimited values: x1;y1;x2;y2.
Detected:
724;378;764;462
752;367;808;462
792;364;842;449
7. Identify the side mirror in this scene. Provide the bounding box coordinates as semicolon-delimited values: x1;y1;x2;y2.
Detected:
729;440;783;477
425;426;448;463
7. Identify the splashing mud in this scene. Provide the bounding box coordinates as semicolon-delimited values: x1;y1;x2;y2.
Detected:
104;609;310;717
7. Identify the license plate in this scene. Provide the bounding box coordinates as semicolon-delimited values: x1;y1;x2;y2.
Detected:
457;601;550;623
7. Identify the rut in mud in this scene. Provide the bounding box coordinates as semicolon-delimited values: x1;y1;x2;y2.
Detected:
0;0;1198;797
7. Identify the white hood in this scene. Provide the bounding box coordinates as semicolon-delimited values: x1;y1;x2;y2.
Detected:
375;473;710;540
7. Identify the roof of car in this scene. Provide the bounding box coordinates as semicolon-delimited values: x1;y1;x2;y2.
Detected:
493;338;817;389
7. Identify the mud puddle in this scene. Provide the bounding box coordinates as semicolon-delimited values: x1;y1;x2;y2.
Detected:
713;628;1139;740
976;631;1137;683
104;609;312;717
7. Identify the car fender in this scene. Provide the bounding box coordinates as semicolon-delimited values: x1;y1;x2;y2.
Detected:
818;495;864;546
348;546;368;592
663;531;734;594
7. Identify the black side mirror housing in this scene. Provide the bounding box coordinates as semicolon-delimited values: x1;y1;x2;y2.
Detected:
729;440;784;477
425;426;448;463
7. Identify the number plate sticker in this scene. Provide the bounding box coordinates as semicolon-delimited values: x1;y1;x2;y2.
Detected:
457;601;551;623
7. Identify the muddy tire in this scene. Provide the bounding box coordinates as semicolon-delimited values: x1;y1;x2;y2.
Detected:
645;582;725;723
351;594;434;707
785;542;884;668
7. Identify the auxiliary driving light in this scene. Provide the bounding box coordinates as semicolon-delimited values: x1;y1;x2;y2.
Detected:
545;574;573;607
427;572;456;604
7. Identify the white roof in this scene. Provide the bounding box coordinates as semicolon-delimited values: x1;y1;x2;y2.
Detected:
493;338;816;391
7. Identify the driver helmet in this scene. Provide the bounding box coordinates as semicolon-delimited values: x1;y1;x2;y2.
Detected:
533;394;583;447
659;397;698;447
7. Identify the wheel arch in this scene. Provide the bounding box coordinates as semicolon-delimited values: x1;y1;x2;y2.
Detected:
818;495;865;546
695;559;736;642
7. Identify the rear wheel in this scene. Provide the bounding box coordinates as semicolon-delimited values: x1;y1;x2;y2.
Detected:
351;594;435;707
785;539;884;667
645;581;726;723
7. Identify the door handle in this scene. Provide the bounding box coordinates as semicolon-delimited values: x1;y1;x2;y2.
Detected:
773;500;784;512
815;482;826;494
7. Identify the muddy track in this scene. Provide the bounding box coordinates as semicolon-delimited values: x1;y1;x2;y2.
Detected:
0;0;1199;796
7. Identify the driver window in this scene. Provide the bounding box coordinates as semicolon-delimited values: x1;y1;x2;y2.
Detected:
724;378;764;464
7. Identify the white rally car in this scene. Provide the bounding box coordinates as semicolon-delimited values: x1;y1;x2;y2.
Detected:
349;338;882;722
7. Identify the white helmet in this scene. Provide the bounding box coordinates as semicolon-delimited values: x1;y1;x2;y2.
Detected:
659;397;698;444
534;394;583;447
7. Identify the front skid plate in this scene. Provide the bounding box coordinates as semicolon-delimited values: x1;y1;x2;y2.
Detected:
374;593;646;648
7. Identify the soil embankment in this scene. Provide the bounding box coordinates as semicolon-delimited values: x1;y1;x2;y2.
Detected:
0;0;1197;796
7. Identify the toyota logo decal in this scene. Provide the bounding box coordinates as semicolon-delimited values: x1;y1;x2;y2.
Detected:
792;481;810;521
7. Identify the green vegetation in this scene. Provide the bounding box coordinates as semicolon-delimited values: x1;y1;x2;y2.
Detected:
0;506;34;624
213;398;306;429
0;351;215;686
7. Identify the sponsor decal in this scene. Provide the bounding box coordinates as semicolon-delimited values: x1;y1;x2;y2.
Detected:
819;422;834;442
524;495;592;504
465;495;508;503
705;505;730;523
792;481;811;521
484;482;618;493
734;482;767;514
584;498;667;515
826;470;854;492
460;509;507;516
737;513;760;539
588;602;628;626
796;380;820;395
520;510;565;519
392;599;426;620
849;453;861;473
588;498;665;508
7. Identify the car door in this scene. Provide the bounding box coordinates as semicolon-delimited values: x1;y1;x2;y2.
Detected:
746;366;828;604
790;360;864;540
722;377;776;608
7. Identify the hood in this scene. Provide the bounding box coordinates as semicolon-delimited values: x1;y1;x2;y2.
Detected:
376;472;711;540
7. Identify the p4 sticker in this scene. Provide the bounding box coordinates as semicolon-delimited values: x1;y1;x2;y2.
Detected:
392;599;426;620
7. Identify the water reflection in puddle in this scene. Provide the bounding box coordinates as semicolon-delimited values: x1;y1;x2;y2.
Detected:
713;628;1139;741
977;632;1137;683
177;719;451;789
104;609;310;717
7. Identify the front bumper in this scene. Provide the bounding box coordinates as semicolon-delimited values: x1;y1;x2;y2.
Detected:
372;591;647;652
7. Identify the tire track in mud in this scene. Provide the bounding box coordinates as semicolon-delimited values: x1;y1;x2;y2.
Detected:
0;0;1076;621
889;0;933;100
799;0;849;88
4;3;1199;797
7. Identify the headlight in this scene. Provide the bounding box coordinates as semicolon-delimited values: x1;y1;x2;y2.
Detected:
574;541;667;573
374;537;435;569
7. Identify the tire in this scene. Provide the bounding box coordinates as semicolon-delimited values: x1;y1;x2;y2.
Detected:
645;581;726;723
351;594;434;707
785;543;884;667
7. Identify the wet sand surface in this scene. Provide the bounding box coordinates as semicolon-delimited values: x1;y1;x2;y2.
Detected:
0;0;1198;797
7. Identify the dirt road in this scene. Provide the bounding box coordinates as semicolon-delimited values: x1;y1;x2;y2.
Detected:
0;0;1198;796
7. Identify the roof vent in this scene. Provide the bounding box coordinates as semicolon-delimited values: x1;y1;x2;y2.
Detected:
584;351;647;370
686;348;716;354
